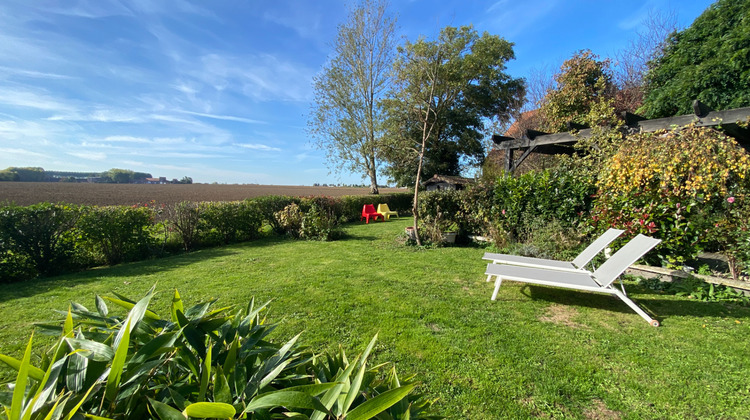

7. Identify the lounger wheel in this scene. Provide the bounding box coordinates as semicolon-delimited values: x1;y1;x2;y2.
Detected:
650;319;660;327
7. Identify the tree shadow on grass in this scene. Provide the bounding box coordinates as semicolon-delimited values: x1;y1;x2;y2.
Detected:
517;285;750;322
0;246;245;304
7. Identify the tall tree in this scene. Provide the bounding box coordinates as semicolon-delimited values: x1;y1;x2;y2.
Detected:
640;0;750;118
539;50;615;132
384;25;523;244
308;0;397;194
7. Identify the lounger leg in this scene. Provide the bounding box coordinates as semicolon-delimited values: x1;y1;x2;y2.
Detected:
611;288;659;327
491;277;503;301
486;274;493;282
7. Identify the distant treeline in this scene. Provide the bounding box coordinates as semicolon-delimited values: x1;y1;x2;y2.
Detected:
0;167;192;184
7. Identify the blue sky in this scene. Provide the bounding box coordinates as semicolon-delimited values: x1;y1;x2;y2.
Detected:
0;0;713;185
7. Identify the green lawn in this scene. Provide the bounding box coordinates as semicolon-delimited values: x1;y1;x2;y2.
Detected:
2;218;749;418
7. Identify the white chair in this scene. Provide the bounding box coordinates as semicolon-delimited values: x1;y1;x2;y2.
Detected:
485;234;661;326
483;228;624;280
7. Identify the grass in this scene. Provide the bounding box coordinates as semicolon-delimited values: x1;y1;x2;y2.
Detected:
2;218;750;418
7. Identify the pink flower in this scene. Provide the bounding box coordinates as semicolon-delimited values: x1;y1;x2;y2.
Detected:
501;209;506;215
727;196;735;204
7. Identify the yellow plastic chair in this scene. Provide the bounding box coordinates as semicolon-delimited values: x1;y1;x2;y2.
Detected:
377;203;399;220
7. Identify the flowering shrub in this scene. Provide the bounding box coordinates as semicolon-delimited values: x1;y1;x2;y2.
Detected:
594;126;750;267
275;202;343;241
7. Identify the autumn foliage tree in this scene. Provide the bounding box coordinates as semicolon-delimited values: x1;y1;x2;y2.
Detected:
539;50;616;132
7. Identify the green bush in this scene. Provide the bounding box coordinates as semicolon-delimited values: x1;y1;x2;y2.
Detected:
417;190;462;243
491;170;595;241
274;203;305;239
0;202;81;278
77;205;157;265
0;287;437;419
200;201;263;245
275;202;343;241
301;204;343;241
252;196;300;234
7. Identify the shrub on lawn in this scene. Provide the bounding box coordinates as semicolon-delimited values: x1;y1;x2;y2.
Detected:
252;195;301;234
77;204;157;265
417;190;462;243
275;202;343;241
0;202;81;278
0;287;437;419
491;169;595;241
274;203;304;239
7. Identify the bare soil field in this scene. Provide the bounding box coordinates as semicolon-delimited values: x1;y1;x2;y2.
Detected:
0;182;407;206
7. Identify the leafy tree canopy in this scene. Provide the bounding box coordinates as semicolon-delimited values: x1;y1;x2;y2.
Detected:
308;0;397;194
640;0;750;118
539;50;615;132
383;25;524;187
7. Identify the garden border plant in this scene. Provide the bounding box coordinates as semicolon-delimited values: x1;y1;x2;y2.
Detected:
0;286;438;419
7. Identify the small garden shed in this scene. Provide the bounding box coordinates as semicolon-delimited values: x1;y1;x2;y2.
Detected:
422;174;474;191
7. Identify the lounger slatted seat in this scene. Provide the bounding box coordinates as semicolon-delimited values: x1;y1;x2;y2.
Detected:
483;228;624;275
486;234;662;326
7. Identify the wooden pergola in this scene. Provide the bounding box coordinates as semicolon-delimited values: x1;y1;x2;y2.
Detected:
492;101;750;172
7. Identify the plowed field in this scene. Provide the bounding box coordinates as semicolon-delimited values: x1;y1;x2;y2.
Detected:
0;182;407;206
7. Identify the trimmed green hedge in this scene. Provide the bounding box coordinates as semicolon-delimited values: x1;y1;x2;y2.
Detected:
0;193;413;282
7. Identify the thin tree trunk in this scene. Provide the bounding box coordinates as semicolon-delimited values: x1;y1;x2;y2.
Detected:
412;142;426;245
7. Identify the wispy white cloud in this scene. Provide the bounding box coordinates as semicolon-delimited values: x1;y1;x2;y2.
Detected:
101;136;151;143
0;147;49;159
262;2;324;42
0;87;76;112
482;0;560;38
178;110;266;124
67;151;108;161
192;53;315;102
235;143;282;152
0;65;75;80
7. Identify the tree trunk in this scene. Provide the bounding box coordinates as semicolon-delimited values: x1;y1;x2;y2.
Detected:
412;138;427;246
368;171;379;194
368;157;379;194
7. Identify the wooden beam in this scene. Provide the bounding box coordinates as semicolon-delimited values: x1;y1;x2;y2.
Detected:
490;104;750;164
638;106;750;133
525;129;549;140
511;146;537;172
504;148;513;172
492;134;515;145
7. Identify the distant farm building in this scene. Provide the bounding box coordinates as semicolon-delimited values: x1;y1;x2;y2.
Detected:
145;177;168;184
422;174;475;191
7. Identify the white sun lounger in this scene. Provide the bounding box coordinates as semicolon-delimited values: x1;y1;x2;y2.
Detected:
483;228;625;280
485;234;661;326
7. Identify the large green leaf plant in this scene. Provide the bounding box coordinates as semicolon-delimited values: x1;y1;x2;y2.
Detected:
0;287;438;419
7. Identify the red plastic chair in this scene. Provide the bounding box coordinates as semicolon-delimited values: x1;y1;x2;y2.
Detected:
361;204;384;224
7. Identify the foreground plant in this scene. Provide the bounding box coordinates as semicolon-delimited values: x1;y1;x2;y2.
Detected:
0;286;438;419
